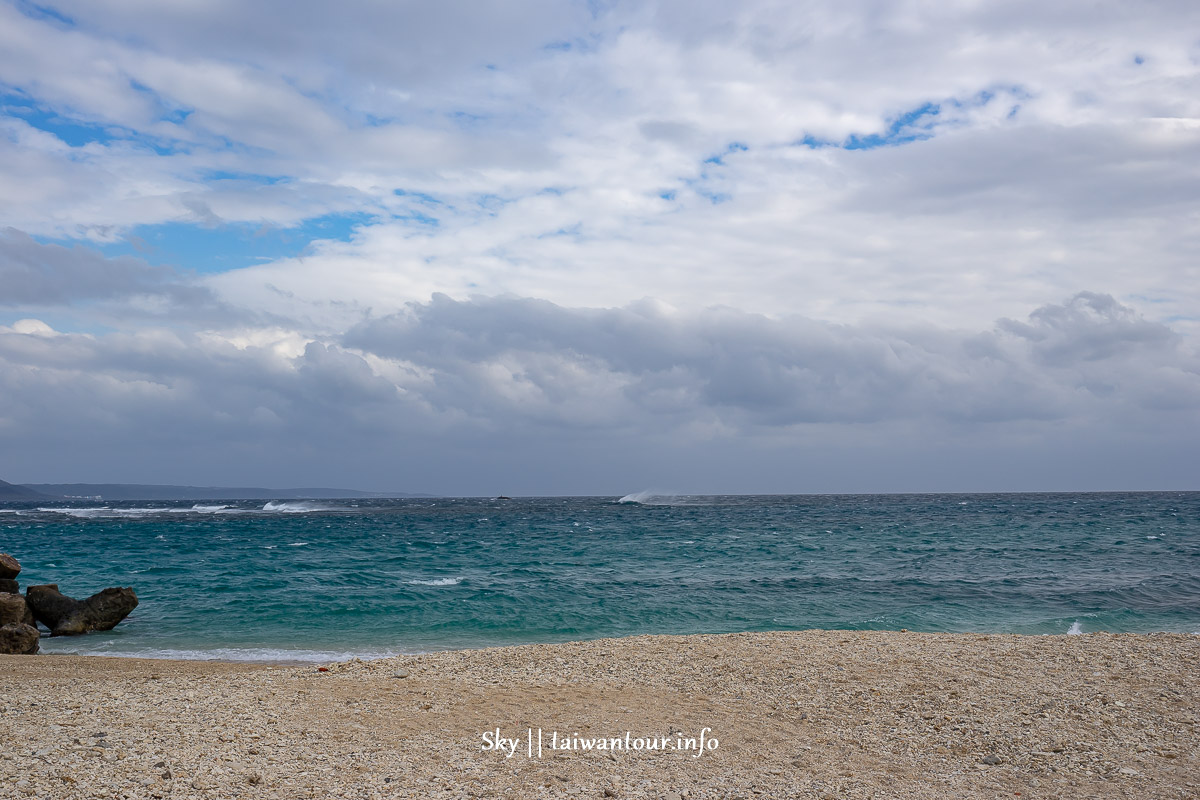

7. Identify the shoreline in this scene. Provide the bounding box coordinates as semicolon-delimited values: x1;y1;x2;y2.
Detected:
3;630;1197;798
30;625;1200;666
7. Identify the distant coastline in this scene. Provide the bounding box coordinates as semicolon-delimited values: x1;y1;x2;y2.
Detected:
2;480;432;501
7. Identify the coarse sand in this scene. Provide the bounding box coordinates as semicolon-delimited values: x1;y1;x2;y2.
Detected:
2;630;1197;799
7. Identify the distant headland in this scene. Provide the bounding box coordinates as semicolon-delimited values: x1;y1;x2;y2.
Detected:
0;480;53;500
0;479;431;501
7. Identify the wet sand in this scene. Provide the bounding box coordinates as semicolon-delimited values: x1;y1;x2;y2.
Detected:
2;630;1197;798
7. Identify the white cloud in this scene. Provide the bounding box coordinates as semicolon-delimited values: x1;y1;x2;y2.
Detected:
0;292;1195;491
1;0;1198;489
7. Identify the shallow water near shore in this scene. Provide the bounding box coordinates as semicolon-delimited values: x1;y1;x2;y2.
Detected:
2;492;1198;660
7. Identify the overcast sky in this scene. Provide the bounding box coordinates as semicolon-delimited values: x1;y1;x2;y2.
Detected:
1;0;1198;494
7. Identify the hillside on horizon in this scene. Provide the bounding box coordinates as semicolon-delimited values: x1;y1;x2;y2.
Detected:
0;479;55;500
3;482;432;501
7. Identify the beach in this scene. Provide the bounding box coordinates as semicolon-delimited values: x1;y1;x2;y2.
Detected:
2;631;1197;799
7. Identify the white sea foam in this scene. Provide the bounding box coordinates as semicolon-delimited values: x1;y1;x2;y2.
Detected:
38;505;235;519
617;490;699;506
37;645;409;663
1067;621;1084;635
287;542;310;547
262;501;333;513
41;506;167;518
408;577;464;586
39;506;112;518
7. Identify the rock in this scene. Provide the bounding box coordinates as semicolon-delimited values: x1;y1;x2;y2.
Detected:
392;669;410;679
0;553;19;580
980;754;1003;765
7;593;36;629
0;592;30;626
0;622;39;654
0;578;19;594
26;584;138;636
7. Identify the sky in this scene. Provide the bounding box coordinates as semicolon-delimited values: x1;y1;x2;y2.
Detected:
1;0;1198;495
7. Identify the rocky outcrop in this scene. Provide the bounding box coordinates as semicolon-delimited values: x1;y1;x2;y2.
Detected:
0;591;37;629
0;592;28;625
0;552;19;580
26;584;139;636
0;578;19;594
0;622;40;655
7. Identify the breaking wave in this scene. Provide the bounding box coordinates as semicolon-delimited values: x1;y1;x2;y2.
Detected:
408;577;464;586
36;644;409;663
262;501;332;513
617;490;701;506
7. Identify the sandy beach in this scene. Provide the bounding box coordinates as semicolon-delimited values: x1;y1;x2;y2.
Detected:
2;630;1197;799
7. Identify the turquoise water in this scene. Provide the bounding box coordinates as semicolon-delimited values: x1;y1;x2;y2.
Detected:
2;492;1197;661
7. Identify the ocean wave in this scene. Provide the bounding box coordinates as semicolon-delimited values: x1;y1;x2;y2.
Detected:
37;505;239;519
408;577;464;586
38;506;145;519
262;501;334;513
36;645;408;663
1067;621;1084;635
617;490;695;506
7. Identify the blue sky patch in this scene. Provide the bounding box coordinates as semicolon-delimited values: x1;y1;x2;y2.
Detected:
703;141;749;165
844;102;940;150
394;188;443;206
2;93;120;147
15;1;74;27
200;170;287;185
79;212;376;273
798;89;1025;151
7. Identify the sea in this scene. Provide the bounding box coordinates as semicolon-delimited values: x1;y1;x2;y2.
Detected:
2;492;1197;662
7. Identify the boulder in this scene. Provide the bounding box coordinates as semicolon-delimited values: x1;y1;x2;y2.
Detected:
0;622;39;655
0;578;18;594
0;592;28;625
26;584;138;636
0;553;19;580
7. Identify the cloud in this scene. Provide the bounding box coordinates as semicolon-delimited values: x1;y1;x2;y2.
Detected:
0;227;203;305
0;293;1195;492
1;2;1197;490
343;292;1199;429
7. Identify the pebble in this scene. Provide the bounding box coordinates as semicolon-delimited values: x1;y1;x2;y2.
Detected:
0;630;1196;799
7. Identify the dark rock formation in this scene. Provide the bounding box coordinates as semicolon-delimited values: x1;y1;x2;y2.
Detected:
0;552;19;580
0;622;39;655
0;578;18;594
1;591;37;628
26;584;138;636
0;592;28;625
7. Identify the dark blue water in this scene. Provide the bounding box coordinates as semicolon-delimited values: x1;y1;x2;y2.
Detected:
2;492;1197;660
